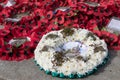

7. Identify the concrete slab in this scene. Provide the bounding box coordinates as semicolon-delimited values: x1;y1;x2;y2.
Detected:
0;50;120;80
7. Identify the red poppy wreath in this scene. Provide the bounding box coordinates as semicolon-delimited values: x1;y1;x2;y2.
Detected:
0;0;120;61
0;1;34;24
0;25;45;61
43;0;120;50
93;30;120;50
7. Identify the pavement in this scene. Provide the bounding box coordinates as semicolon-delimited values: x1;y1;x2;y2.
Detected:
0;50;120;80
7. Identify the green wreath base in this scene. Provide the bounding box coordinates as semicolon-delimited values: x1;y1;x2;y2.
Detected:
33;54;109;79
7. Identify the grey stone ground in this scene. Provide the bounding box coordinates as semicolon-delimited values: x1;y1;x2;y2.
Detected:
0;50;120;80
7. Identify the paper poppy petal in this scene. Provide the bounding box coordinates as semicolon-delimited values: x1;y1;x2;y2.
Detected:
46;11;53;20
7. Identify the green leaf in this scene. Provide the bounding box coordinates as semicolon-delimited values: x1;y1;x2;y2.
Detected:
67;13;71;16
94;26;99;30
74;10;79;12
101;27;108;31
41;16;45;19
52;72;59;77
69;74;74;78
4;41;8;45
74;13;77;16
59;73;64;78
113;32;119;35
54;21;58;25
45;70;50;74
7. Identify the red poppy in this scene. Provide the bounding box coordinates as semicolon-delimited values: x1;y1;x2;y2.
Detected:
100;1;108;9
67;10;75;17
78;14;85;20
19;41;34;59
55;10;66;16
109;33;118;43
46;24;59;32
15;0;29;4
63;19;71;27
71;16;78;23
87;7;94;15
67;0;77;7
0;37;4;48
93;30;101;37
78;3;88;12
10;27;27;37
0;28;10;36
30;24;46;34
86;19;97;30
0;7;11;18
0;0;8;4
103;8;112;16
0;44;12;60
59;0;67;6
93;7;104;17
99;31;119;49
0;24;42;61
98;31;110;44
46;11;53;20
0;51;9;60
55;16;65;24
0;5;3;11
34;9;44;16
72;24;79;28
109;39;120;50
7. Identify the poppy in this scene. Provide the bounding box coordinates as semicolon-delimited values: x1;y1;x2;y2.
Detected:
100;1;108;9
87;7;94;15
55;10;66;16
98;31;110;44
0;28;10;36
0;37;4;48
0;52;9;60
93;30;101;37
59;0;66;6
100;31;119;50
67;10;76;17
109;39;120;50
86;19;97;30
15;0;29;4
46;11;53;20
11;27;25;37
78;14;85;20
109;33;118;43
20;41;34;59
0;44;12;60
72;24;79;28
67;0;77;7
55;16;65;24
15;49;25;61
0;0;8;4
1;7;11;18
103;8;112;16
70;16;78;23
63;19;71;27
93;7;104;17
78;3;88;12
0;5;3;11
0;24;41;61
46;24;59;32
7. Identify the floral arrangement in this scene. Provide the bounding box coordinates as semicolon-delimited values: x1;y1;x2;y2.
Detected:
34;28;108;78
0;0;120;61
